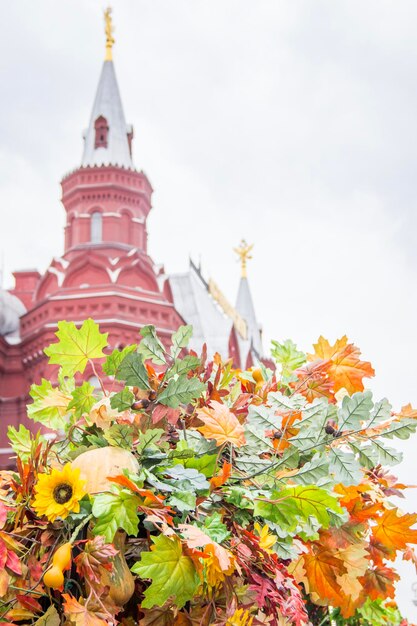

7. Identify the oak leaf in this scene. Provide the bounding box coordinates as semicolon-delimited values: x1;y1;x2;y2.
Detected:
197;401;246;447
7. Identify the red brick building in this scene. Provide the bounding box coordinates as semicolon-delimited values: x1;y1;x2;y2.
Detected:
0;18;266;462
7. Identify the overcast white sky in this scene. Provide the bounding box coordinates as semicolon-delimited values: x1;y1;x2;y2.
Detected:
1;0;417;617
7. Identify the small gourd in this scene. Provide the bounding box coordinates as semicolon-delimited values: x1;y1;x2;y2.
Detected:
43;565;64;590
71;446;139;493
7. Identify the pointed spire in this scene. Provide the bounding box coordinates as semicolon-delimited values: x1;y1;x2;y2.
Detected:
81;9;133;169
234;241;263;360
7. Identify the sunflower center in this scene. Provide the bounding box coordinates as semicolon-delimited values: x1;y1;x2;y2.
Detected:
53;483;73;504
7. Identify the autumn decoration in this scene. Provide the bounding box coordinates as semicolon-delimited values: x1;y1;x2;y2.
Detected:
0;319;416;625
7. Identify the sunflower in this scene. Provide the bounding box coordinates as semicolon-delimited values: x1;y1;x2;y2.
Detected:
32;463;86;522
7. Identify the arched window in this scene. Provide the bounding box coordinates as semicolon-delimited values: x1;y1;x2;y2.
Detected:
94;116;109;149
90;211;102;243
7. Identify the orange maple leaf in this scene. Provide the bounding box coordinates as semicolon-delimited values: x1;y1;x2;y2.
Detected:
293;360;335;403
302;548;347;603
372;508;417;552
360;566;399;601
62;594;108;626
403;546;417;573
196;401;246;447
308;335;375;394
179;523;235;587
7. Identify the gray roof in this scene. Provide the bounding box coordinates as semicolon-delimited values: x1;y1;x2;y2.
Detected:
0;290;25;338
235;276;263;364
82;61;133;169
168;266;232;358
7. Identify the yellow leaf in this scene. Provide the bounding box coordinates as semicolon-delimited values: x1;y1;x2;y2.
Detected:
196;401;246;447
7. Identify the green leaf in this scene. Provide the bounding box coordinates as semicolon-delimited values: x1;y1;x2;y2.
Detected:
103;424;134;450
7;424;41;462
366;398;392;428
67;381;96;418
137;429;165;455
110;388;135;411
350;440;402;469
92;489;140;542
168;491;196;512
138;325;166;365
202;513;230;543
158;375;205;408
328;448;362;486
27;379;71;430
254;485;343;531
291;453;330;486
116;352;151;389
170;325;193;359
163;465;209;492
44;318;108;376
268;391;306;412
102;345;137;376
172;452;217;478
167;355;201;377
132;534;200;609
337;390;373;431
271;339;306;377
380;418;417;440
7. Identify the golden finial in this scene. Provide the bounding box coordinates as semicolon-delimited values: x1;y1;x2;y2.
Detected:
234;239;253;278
104;7;115;61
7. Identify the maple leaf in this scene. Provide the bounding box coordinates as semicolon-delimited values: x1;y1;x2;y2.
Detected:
301;548;347;603
139;607;176;625
27;379;72;430
179;523;235;586
403;546;417;573
74;536;118;585
308;335;375;394
62;594;108;626
197;401;246;447
360;566;399;601
44;319;108;377
132;534;200;609
372;508;417;552
293;360;335;403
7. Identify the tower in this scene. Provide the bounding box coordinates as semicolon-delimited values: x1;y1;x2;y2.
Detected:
1;9;184;441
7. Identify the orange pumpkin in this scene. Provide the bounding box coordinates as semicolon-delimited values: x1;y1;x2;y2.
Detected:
71;446;139;493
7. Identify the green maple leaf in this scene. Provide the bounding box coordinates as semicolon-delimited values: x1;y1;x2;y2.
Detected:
271;339;306;377
158;374;205;408
27;379;72;430
44;319;108;376
67;381;96;418
8;424;43;462
116;352;151;389
131;534;200;608
202;513;230;543
92;489;140;542
254;485;343;531
102;345;137;376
